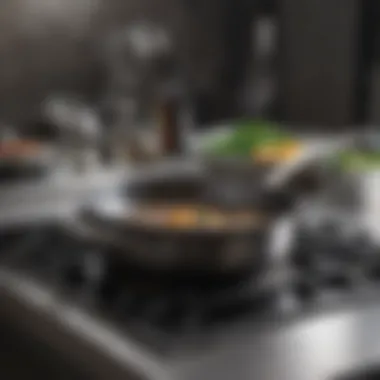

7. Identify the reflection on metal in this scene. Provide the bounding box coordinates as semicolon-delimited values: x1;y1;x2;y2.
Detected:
0;269;170;380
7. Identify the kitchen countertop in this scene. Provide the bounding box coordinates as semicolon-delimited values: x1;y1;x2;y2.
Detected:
3;264;380;380
0;166;129;228
170;303;380;380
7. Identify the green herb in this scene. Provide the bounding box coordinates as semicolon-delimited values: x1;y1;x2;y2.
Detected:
335;151;380;171
204;120;290;157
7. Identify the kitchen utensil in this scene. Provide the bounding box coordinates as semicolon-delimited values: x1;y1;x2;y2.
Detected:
66;162;279;277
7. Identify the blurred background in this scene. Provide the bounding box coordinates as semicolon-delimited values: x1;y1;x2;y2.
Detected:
0;0;375;129
2;1;380;380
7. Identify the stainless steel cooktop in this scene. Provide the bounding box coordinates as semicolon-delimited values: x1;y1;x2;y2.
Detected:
1;173;380;380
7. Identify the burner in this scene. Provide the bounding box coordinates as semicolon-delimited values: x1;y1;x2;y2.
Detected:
290;221;380;303
96;256;273;332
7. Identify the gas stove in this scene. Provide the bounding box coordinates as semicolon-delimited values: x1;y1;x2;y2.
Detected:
2;221;380;380
0;224;276;335
2;220;380;333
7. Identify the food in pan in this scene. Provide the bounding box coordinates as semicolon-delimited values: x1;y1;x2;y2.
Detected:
204;120;303;163
334;150;380;171
129;204;266;230
253;140;302;164
0;140;41;158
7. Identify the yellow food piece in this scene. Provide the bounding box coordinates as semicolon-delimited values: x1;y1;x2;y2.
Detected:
253;140;302;163
134;204;265;230
279;140;303;160
167;208;199;228
253;145;280;163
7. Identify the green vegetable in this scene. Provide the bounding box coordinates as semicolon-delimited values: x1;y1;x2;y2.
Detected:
334;151;380;171
204;120;290;157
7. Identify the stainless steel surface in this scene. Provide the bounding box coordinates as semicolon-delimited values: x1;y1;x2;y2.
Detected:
0;269;167;380
67;160;283;275
0;159;203;228
4;249;380;380
317;168;380;245
0;168;127;228
68;211;270;275
63;136;349;274
173;304;380;380
2;138;380;380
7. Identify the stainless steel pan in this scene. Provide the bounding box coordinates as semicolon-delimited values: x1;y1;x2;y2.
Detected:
65;162;296;277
